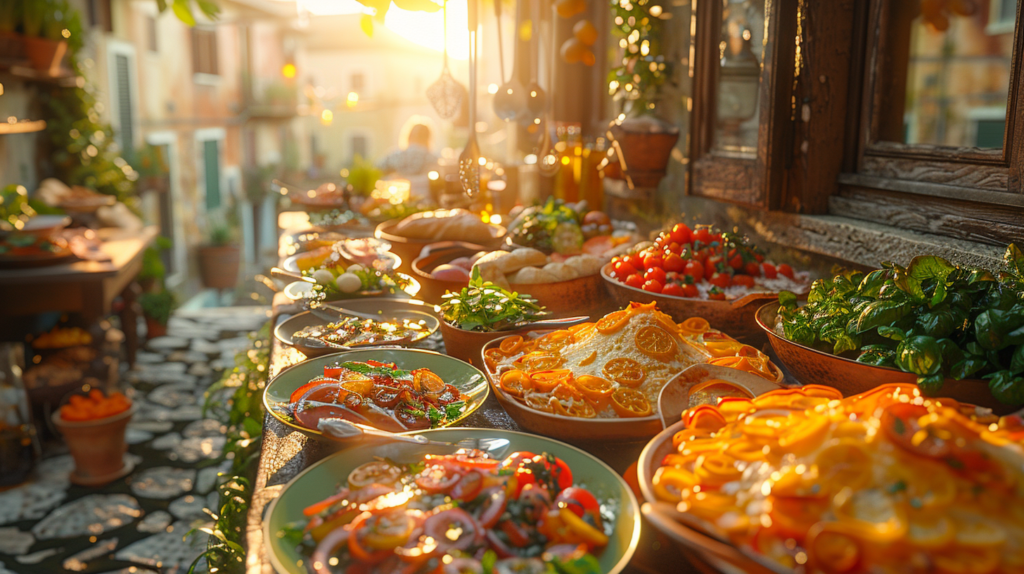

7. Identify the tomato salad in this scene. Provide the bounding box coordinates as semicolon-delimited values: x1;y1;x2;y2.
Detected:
287;449;609;574
280;361;469;433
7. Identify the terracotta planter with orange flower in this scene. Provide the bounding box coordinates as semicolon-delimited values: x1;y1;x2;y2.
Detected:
52;391;135;486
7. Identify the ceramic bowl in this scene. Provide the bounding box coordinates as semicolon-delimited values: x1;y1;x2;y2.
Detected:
263;348;489;440
274;300;440;357
601;263;782;343
263;428;641;574
755;302;1013;414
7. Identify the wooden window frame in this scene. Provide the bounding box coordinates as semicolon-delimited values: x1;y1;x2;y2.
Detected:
191;27;220;82
688;0;796;209
829;0;1024;247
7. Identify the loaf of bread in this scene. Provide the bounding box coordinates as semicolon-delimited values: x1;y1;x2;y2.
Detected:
391;209;502;243
564;254;604;277
542;262;579;282
472;248;547;290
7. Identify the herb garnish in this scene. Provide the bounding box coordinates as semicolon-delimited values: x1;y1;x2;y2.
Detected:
439;267;548;332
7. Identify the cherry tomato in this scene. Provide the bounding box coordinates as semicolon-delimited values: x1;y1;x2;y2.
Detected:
475;488;507;529
666;242;682;255
450;470;484;501
501;451;537;472
555;487;602;526
624;254;644;271
644;267;666;285
663;253;685;273
682;284;699;298
642;280;663;293
517;456;574;493
744;261;761;277
643;252;663;270
778;263;795;279
324;364;343;378
731;274;756;288
624;274;644;289
499;519;533;548
693;228;713;244
670;223;692;245
705;255;724;279
683;260;704;280
762;262;778;279
728;253;744;270
708;288;726;300
708;272;732;288
613;260;638;278
661;283;684;297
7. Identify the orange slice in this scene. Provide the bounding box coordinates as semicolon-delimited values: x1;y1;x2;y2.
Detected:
499;370;531;398
529;369;573;393
536;331;572;352
602;358;646;387
524;392;554;413
610;387;653;418
596;310;630;334
566;399;597;419
483;348;506;371
579;350;598;366
570;323;597;344
413;369;445;394
635;326;677;362
678;317;711;336
518;352;562;371
499;335;524;355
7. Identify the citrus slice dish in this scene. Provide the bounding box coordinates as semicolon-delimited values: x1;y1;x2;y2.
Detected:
264;349;489;439
640;382;1024;574
484;302;782;422
263;428;640;574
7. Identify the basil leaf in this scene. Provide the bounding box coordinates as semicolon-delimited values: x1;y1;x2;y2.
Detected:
908;255;956;283
950;357;987;380
916;373;945;397
1011;345;1024;375
857;345;896;368
853;300;913;334
895;336;943;377
877;325;905;341
1004;244;1024;278
986;371;1024;405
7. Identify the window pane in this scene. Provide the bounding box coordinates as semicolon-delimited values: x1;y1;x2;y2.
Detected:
877;1;1016;149
204;140;221;210
713;0;765;155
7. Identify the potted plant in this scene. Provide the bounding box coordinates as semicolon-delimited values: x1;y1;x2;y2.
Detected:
51;389;135;486
606;0;678;188
21;0;69;74
198;217;241;291
130;144;170;194
138;236;172;293
140;289;176;339
437;268;548;367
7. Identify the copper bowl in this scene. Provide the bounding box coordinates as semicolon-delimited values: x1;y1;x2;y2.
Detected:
411;242;484;305
437;321;508;369
601;263;779;343
375;218;506;274
756;302;1014;414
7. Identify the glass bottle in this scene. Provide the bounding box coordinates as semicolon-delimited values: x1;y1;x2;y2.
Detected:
0;343;40;487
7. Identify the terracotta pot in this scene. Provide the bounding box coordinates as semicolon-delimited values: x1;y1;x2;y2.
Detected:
198;245;240;290
51;404;135;486
0;31;25;59
609;116;680;188
756;302;1016;415
145;316;167;339
22;36;67;74
439;321;508;369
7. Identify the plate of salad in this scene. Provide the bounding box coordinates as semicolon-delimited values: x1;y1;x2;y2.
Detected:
758;243;1024;412
264;428;640;574
264;348;490;439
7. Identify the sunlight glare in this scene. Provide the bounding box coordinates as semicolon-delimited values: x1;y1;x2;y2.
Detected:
384;1;469;60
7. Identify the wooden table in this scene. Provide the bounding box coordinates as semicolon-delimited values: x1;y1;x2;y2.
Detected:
0;226;158;364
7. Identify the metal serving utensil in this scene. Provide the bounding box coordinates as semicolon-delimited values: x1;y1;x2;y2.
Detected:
497;315;590;332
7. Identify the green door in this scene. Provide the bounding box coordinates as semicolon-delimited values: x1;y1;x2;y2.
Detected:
204;139;221;210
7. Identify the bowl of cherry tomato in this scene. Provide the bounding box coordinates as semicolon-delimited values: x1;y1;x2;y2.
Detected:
602;223;809;341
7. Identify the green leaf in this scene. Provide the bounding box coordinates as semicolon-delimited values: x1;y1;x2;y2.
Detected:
975;309;1024;350
481;550;498;574
894;272;926;302
950;357;987;380
172;0;196;25
986;371;1024;405
930;280;947;307
858;269;890;298
853;300;912;334
1004;244;1024;277
196;0;220;18
833;333;861;355
1011;345;1024;375
908;255;956;283
877;325;905;341
777;290;798;309
359;13;374;36
242;417;262;438
857;345;896;367
895;336;943;376
916;373;945;396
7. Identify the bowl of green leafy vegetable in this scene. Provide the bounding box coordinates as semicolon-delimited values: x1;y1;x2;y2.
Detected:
437;268;549;368
757;244;1024;413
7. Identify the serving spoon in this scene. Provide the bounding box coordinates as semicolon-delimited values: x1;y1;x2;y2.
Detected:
498;315;590;331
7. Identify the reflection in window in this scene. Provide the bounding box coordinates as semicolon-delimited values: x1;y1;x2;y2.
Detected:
714;0;764;154
880;0;1016;149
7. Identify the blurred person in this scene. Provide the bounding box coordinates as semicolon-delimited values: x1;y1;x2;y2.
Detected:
377;124;439;176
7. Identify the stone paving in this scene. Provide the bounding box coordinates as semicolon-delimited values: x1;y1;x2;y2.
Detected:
0;306;270;574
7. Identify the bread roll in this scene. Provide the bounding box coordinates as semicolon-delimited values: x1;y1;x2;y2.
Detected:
392;209;501;243
564;254;604;277
471;248;547;291
508;266;558;285
542;262;579;282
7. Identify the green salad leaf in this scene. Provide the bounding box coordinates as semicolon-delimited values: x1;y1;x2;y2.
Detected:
776;243;1024;405
439;267;548;332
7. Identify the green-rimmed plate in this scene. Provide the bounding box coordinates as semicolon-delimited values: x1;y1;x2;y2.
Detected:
263;428;641;574
263;348;489;439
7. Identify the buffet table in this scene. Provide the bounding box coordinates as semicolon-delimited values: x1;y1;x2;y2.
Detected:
244;282;698;572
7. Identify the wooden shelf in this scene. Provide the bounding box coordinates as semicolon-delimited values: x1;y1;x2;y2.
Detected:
0;119;46;134
0;60;81;87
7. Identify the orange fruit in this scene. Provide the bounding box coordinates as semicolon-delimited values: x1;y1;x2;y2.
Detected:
610;387;653;418
575;375;614;411
602;358;646;387
484;348;506;371
555;0;585;18
579;350;598;366
413;369;446;394
529;369;573;393
519;352;562;371
560;38;586;64
635;325;677;361
570;323;597;344
678;317;711;336
573;19;598;46
566;399;597;418
536;331;572;352
524;392;554;413
581;50;596;66
596;310;630;334
499;370;531;398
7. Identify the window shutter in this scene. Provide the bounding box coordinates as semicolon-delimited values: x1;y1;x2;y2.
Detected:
204;140;221;210
115;54;134;153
